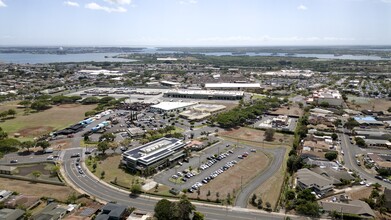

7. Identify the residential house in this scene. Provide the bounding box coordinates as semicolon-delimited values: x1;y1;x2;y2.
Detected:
296;168;334;195
319;200;375;219
95;203;127;220
0;208;25;220
32;202;68;220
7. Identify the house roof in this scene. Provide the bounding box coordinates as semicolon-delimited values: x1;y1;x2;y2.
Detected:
319;200;375;218
0;208;25;220
297;168;334;188
310;167;354;185
97;203;127;219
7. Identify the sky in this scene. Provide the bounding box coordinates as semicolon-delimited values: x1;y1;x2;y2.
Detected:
0;0;390;46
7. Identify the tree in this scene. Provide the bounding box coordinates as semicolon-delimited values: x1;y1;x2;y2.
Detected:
175;195;196;220
344;118;360;130
257;197;263;209
100;171;105;179
388;107;391;113
31;100;51;111
264;128;275;142
7;109;16;118
99;133;116;142
66;192;78;204
92;163;97;172
154;199;173;220
18;100;31;108
81;96;100;104
36;140;50;151
287;155;303;173
355;137;367;148
21;141;35;152
154;196;197;220
32;171;41;179
325;151;338;161
331;133;338;141
192;211;204;220
296;201;320;217
251;193;257;206
285;190;296;200
319;101;329;108
0;127;8;140
265;202;271;211
97;141;109;154
130;184;142;194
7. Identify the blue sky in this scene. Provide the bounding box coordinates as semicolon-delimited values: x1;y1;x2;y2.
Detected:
0;0;390;46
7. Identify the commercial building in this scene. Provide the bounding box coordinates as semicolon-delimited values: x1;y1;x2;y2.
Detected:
150;102;197;113
365;139;391;148
204;83;261;91
160;80;180;87
354;116;384;126
311;89;343;106
121;138;186;173
164;90;244;100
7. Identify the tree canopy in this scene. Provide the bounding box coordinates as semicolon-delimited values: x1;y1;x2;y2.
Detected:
154;196;196;220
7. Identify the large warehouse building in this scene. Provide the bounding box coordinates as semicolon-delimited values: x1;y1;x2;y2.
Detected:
164;89;244;100
150;101;198;113
121;138;186;174
204;83;261;91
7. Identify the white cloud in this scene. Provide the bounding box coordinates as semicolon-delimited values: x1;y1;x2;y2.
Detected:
0;0;7;8
297;4;308;10
104;0;132;5
85;2;127;13
64;1;80;7
179;0;197;4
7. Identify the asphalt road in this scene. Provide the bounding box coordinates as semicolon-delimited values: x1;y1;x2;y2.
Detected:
235;147;286;208
339;133;391;187
61;148;302;220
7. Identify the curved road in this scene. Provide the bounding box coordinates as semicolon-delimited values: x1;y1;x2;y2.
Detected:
235;147;286;208
340;133;391;188
61;148;302;220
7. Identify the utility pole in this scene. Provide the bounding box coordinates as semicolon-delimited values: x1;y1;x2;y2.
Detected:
241;176;243;192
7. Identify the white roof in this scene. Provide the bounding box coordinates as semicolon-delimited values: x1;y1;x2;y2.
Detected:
151;102;197;111
205;83;260;88
166;89;244;96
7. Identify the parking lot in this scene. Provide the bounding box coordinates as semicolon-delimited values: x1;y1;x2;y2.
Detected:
154;141;258;192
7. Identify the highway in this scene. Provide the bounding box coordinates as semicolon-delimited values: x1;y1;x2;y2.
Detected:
339;132;391;187
61;148;302;220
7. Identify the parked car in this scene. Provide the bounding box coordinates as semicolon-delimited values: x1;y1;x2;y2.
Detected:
71;153;80;158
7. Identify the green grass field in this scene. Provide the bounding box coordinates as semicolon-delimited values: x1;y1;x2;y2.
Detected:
0;103;96;141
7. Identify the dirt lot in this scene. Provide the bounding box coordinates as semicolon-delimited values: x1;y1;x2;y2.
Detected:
271;104;304;117
219;127;292;209
249;146;290;209
16;163;53;176
347;186;379;200
219;127;294;147
347;96;391;112
186;151;270;202
0;104;96;140
0;178;78;202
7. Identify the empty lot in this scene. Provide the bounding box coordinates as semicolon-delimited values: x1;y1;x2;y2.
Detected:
0;104;96;140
